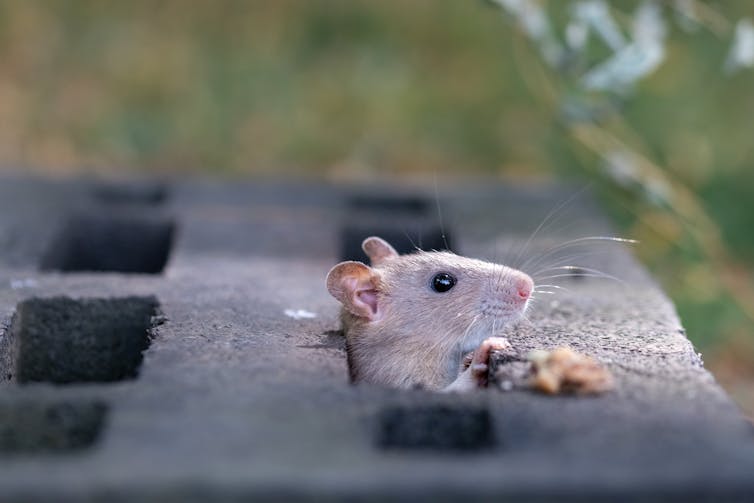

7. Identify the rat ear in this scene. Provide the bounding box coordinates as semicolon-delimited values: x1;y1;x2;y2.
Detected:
326;261;381;321
362;236;398;266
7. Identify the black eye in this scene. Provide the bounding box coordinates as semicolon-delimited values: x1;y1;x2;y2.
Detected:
431;272;456;293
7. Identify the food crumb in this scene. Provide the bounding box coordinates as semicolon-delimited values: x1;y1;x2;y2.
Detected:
528;347;613;395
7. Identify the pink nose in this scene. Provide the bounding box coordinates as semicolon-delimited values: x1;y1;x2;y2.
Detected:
515;275;533;301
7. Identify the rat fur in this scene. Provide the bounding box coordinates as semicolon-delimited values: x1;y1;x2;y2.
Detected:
327;236;533;392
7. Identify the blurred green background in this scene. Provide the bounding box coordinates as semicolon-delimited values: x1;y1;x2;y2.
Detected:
0;1;752;414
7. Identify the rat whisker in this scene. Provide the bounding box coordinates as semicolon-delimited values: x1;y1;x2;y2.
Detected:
520;236;637;272
535;265;623;281
534;273;599;280
524;298;540;314
465;315;481;337
493;264;506;294
525;249;614;277
535;235;637;254
521;240;633;274
522;241;637;274
455;314;482;364
400;228;420;253
433;172;451;252
510;185;592;268
489;262;503;302
534;272;626;285
533;284;569;291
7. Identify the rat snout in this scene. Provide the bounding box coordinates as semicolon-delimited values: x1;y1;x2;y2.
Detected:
513;273;533;302
491;270;533;303
482;268;534;319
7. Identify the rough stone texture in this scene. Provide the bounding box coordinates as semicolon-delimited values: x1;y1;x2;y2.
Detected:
0;173;752;502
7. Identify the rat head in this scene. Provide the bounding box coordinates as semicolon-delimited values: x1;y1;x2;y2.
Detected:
326;236;534;354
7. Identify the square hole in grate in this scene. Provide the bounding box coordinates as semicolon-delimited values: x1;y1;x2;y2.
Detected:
92;181;168;206
340;225;452;263
376;404;495;452
0;400;107;454
347;195;430;215
10;296;160;384
40;214;175;274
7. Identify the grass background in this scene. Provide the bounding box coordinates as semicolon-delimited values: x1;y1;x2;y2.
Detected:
0;1;752;413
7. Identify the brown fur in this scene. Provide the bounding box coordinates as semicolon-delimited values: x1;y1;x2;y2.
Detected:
327;237;533;391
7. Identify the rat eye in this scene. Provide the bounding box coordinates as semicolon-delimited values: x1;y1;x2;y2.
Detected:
431;272;456;293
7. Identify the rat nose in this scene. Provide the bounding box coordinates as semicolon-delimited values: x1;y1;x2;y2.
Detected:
515;274;533;301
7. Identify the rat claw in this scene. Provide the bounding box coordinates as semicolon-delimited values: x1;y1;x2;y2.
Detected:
484;336;512;351
472;337;511;364
461;352;475;370
465;337;511;388
444;338;514;392
470;363;489;386
448;337;516;391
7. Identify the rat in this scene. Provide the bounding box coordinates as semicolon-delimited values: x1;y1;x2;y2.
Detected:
326;236;534;392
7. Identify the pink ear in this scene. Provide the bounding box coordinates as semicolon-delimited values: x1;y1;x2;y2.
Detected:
326;261;381;320
362;236;398;266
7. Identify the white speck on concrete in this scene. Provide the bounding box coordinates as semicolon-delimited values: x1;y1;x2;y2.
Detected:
284;309;317;320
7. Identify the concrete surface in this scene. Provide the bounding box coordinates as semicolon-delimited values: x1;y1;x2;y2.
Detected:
0;173;752;502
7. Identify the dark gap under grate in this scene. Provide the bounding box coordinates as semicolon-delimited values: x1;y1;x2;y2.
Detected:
9;296;160;384
40;214;174;274
340;225;452;263
0;400;107;454
376;404;495;452
347;195;430;215
92;181;168;206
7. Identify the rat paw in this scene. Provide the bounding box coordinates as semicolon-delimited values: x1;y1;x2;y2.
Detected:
445;337;511;392
481;336;512;353
469;337;511;387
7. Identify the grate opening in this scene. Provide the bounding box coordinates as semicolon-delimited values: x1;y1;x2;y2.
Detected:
347;195;430;215
0;400;107;454
93;181;168;206
40;214;174;274
9;296;160;384
376;404;495;451
340;225;452;263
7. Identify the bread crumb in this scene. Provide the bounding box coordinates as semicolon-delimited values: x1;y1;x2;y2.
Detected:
528;347;613;395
